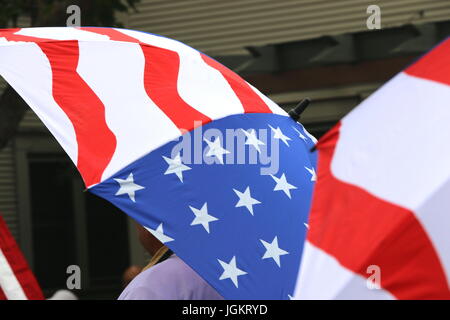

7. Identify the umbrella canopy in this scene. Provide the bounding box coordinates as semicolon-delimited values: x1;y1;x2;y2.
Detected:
0;27;317;299
0;215;44;300
295;38;450;299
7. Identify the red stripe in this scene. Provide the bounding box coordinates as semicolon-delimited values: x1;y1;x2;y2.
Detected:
405;38;450;86
82;27;211;131
2;29;116;185
141;45;211;130
0;287;6;300
308;123;450;299
0;216;44;300
38;41;117;186
201;54;273;114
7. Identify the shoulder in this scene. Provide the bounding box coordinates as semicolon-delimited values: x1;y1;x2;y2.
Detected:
118;255;223;300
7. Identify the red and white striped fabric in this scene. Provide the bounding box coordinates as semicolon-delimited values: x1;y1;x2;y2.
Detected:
0;216;44;300
294;38;450;299
0;27;286;188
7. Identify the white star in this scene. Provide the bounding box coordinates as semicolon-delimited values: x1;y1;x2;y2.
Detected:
162;153;191;182
305;166;317;181
189;203;218;233
292;126;307;141
217;256;247;288
242;129;265;153
270;173;297;199
114;173;145;202
204;137;230;164
260;236;289;267
269;125;291;146
145;223;174;244
233;186;261;215
304;223;309;229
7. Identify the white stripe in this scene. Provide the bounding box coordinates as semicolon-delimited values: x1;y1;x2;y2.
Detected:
0;42;78;164
16;27;109;41
0;37;24;46
114;28;197;55
176;50;245;120
248;83;287;116
331;72;450;285
294;242;394;300
76;41;181;183
302;126;318;144
0;248;27;300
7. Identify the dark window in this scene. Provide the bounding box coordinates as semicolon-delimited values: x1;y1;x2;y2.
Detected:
28;154;129;299
86;192;130;289
29;155;77;291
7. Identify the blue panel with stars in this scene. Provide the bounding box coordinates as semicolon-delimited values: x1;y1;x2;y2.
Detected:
90;113;317;299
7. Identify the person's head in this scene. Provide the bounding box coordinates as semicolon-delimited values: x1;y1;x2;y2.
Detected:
135;222;164;255
122;265;143;287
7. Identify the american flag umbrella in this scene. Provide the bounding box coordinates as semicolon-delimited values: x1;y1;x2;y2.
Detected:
0;215;44;300
0;27;317;299
295;38;450;299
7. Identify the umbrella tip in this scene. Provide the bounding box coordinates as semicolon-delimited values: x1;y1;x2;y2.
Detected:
288;98;310;122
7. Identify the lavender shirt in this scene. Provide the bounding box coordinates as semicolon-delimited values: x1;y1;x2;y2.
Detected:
118;255;223;300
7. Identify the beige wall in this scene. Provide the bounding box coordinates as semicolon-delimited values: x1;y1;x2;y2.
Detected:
125;0;450;55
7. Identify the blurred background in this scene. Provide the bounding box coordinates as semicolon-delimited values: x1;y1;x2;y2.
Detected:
0;0;449;299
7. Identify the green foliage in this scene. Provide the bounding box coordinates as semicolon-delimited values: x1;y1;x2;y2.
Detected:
0;0;140;28
0;0;23;27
